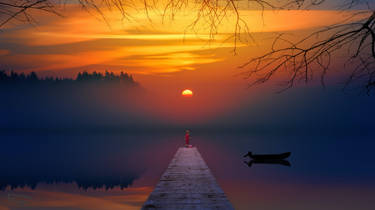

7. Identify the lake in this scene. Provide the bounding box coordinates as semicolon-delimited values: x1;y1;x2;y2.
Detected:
0;131;374;210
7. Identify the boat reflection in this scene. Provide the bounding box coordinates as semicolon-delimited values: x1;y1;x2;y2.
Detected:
244;159;291;167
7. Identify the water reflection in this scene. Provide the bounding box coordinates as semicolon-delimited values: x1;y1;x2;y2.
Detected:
0;174;138;191
0;133;181;192
0;136;140;190
243;151;291;159
2;184;151;210
243;151;291;167
244;159;291;167
0;132;374;210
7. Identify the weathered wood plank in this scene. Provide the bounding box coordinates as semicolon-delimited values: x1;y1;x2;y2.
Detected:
142;147;234;210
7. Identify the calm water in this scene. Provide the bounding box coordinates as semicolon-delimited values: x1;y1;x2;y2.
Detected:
0;131;374;210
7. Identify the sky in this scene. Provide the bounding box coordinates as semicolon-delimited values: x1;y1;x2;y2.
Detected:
0;0;375;130
0;7;367;76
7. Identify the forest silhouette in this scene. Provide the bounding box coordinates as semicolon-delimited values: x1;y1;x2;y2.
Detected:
0;70;138;86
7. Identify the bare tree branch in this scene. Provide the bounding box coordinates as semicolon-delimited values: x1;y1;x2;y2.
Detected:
0;0;63;27
239;6;375;93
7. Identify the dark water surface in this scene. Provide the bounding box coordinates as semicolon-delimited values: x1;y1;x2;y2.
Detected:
0;131;374;210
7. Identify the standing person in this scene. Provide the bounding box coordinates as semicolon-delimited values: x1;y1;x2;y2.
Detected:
185;130;190;147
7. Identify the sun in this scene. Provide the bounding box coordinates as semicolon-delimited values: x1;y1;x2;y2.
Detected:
182;89;193;97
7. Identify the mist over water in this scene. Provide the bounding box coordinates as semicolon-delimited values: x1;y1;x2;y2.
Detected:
1;72;375;209
0;131;374;210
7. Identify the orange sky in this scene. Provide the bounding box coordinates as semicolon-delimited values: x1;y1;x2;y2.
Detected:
0;7;368;76
0;5;371;124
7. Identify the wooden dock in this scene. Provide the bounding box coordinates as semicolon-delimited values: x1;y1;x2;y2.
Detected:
142;147;234;210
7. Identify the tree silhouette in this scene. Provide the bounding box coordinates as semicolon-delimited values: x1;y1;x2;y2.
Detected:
1;0;375;92
0;70;137;85
239;2;375;93
0;0;62;27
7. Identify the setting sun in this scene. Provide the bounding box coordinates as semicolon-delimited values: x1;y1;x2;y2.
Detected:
182;89;193;97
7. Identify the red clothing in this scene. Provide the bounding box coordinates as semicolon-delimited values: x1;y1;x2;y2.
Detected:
185;133;190;145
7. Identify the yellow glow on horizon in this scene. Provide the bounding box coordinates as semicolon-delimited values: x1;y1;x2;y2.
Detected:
182;89;193;97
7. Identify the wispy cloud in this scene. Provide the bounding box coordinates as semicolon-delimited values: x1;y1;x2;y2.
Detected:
0;6;369;76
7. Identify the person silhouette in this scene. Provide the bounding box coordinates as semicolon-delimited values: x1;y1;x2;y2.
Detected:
185;130;190;147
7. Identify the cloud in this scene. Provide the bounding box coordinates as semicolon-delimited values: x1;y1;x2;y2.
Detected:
0;5;369;76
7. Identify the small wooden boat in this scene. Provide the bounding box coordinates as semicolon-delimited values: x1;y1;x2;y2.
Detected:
243;152;291;160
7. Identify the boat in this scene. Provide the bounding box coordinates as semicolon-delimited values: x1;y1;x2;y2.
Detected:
243;151;291;160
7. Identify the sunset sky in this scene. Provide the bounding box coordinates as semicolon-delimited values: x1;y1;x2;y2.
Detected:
0;1;374;127
1;1;369;76
0;7;367;75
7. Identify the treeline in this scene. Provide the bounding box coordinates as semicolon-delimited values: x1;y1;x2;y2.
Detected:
0;70;138;85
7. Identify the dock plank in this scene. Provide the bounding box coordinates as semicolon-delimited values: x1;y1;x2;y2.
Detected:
142;147;234;210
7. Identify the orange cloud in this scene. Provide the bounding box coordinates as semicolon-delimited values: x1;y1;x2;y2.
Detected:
0;5;370;76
